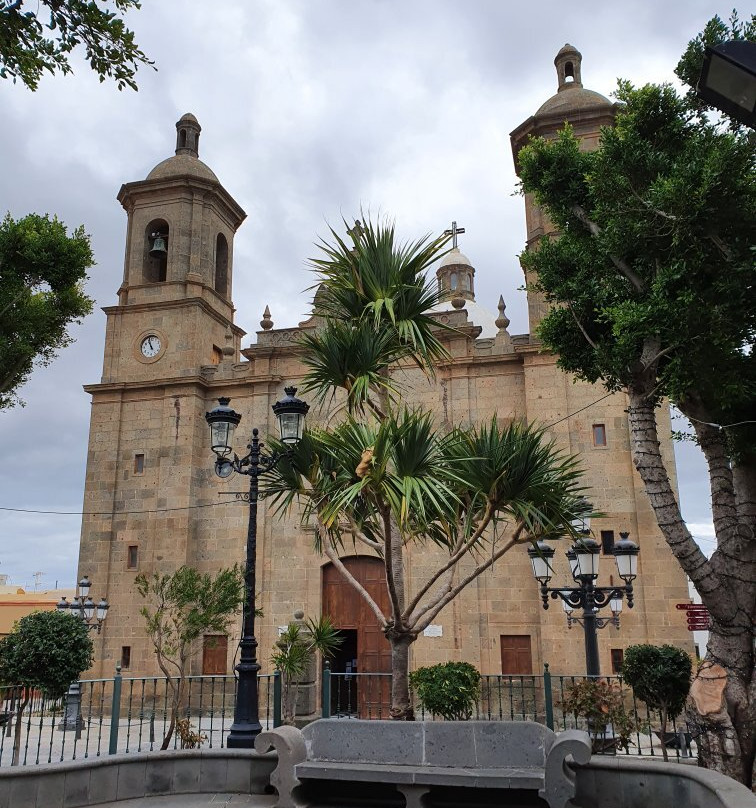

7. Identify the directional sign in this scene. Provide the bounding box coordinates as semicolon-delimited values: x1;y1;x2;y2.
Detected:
676;603;708;611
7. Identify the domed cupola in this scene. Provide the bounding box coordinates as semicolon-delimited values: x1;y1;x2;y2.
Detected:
116;114;245;310
146;113;219;182
437;247;476;303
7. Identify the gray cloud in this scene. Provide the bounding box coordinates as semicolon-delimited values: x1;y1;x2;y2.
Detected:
0;0;719;589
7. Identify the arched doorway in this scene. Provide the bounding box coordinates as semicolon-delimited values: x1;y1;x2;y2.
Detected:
322;557;391;717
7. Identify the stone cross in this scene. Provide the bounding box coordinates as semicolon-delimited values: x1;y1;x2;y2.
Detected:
444;221;466;248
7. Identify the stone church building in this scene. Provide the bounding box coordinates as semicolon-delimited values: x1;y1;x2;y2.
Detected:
78;45;692;683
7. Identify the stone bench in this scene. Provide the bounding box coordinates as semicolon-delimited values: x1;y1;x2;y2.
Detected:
255;719;591;808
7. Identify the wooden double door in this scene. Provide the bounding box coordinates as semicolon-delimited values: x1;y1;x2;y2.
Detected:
322;557;392;717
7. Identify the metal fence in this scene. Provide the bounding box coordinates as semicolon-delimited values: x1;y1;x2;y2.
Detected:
322;665;694;762
0;665;694;767
0;673;277;767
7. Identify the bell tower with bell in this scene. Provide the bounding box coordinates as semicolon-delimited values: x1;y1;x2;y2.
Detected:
103;112;247;383
77;115;247;676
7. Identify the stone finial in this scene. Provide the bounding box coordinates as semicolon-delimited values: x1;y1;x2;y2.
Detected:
260;305;274;330
222;327;235;357
495;295;511;332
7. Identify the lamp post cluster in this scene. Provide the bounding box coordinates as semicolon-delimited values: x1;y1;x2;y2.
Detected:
56;576;110;732
56;576;110;632
205;386;309;748
528;522;639;677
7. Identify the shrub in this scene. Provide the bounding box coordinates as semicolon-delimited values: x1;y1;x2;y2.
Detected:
410;661;481;720
561;678;640;753
622;644;692;761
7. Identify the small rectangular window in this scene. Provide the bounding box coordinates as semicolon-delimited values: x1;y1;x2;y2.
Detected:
127;545;139;569
601;530;615;555
610;648;624;674
212;345;223;365
134;453;145;474
592;424;607;447
121;646;131;670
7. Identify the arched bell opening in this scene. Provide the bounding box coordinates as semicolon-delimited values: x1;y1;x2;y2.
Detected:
214;233;229;297
144;219;169;283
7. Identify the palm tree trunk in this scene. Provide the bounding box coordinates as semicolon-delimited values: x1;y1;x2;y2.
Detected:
389;634;414;720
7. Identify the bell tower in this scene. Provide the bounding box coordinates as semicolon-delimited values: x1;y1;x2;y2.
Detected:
104;113;246;382
510;46;616;335
78;115;247;676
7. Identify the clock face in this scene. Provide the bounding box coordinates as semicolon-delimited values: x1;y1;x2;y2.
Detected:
140;335;162;358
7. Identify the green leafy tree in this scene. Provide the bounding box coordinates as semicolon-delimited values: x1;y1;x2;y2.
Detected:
0;213;94;409
410;662;481;721
135;565;244;749
622;644;692;762
0;610;93;765
0;0;154;91
264;216;591;719
271;615;342;725
517;14;755;785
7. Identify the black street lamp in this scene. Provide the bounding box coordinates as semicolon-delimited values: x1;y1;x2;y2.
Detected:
206;386;309;748
56;576;110;732
57;576;110;632
697;40;756;129
528;525;639;677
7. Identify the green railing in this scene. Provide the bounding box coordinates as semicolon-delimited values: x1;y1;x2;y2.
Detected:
0;664;694;767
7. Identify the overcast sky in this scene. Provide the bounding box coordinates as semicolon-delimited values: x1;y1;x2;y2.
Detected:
0;0;722;590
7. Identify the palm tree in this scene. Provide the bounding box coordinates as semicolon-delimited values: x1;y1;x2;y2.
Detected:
264;216;591;718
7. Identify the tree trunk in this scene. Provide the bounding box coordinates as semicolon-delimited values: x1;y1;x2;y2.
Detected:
11;692;29;766
688;626;755;786
627;384;755;786
389;634;414;720
659;704;669;763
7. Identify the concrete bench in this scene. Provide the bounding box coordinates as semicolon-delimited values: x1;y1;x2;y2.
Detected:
255;719;591;808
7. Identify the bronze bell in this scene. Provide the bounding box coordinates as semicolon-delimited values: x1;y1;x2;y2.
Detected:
149;234;167;258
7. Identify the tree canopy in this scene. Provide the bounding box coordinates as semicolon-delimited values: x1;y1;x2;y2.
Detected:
622;644;692;762
0;610;93;765
0;213;94;409
0;0;153;91
264;216;591;719
0;609;93;697
136;565;244;748
517;12;755;785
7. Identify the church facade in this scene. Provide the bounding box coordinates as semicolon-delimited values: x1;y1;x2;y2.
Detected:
77;46;692;682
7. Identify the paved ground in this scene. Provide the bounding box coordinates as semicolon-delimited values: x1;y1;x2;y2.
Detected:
90;795;277;807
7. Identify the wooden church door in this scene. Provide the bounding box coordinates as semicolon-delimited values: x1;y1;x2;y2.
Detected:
322;557;392;716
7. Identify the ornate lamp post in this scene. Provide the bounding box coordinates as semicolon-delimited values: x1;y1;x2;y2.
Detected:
206;386;309;747
56;576;110;732
528;522;639;677
57;576;110;631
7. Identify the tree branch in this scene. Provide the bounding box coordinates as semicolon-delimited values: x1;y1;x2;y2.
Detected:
401;501;495;621
413;535;519;631
570;204;645;293
319;525;387;627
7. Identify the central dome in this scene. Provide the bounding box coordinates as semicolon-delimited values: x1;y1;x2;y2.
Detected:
147;154;218;182
146;113;219;183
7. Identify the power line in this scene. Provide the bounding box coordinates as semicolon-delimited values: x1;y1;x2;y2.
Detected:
0;390;688;519
0;500;244;517
544;392;615;428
